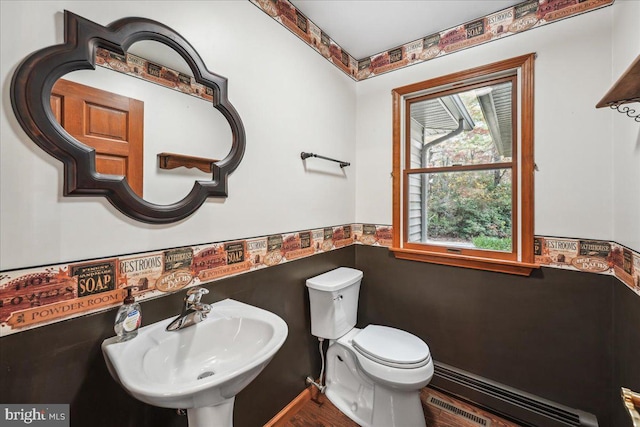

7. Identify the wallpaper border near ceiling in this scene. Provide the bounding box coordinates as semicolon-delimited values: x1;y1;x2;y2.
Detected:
249;0;614;81
1;224;638;336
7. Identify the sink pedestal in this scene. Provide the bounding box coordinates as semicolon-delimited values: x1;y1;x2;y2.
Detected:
187;398;234;427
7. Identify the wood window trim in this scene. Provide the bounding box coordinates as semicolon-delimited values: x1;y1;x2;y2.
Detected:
391;53;538;276
390;247;539;276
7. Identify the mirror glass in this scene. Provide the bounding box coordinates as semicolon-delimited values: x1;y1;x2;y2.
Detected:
54;41;233;205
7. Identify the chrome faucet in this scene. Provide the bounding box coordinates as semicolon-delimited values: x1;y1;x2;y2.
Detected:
166;287;212;331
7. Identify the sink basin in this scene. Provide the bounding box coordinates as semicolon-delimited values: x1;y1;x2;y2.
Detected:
102;298;288;427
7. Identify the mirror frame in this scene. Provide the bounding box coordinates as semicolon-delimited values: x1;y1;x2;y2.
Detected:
10;10;246;224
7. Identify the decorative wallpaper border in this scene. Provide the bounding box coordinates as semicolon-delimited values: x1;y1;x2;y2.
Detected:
250;0;614;81
95;47;215;102
249;0;359;78
533;236;639;290
1;225;637;336
0;224;360;337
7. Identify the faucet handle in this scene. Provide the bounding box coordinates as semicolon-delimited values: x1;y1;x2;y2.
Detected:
187;287;209;296
186;287;209;304
193;302;212;317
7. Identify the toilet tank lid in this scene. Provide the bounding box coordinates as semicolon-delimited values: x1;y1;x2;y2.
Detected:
306;267;363;291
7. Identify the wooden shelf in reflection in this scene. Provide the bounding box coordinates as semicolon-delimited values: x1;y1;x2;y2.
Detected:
157;152;218;173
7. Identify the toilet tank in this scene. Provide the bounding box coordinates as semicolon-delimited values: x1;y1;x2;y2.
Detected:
306;267;363;339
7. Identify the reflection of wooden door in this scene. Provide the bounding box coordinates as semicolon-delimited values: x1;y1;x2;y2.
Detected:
50;79;144;197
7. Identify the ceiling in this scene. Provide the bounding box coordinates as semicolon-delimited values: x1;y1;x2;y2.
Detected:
289;1;523;59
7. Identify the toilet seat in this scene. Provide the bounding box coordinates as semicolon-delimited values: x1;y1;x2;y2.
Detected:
335;327;434;391
352;325;431;369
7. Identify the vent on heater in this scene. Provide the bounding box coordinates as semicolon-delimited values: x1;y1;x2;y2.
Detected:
427;394;492;426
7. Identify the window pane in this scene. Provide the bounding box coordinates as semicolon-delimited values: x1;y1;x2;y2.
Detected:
409;81;513;168
407;169;513;252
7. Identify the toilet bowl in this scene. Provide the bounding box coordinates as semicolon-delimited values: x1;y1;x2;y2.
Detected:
306;267;434;427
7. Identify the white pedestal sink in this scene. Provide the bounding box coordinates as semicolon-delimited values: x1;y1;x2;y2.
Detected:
102;298;288;427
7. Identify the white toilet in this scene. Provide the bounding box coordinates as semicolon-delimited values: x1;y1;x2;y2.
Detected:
306;267;434;427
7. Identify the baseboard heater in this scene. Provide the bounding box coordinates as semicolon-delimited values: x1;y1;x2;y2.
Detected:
431;361;598;427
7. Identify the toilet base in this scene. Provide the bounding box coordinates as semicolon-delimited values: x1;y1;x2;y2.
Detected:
325;341;427;427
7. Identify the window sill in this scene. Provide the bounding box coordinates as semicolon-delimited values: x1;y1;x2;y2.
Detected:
389;247;539;276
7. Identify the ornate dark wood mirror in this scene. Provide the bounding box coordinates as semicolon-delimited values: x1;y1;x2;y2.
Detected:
10;11;246;224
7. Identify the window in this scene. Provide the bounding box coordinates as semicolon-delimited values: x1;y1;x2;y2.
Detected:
391;54;537;276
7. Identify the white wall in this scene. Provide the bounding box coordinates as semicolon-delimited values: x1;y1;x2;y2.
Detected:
612;0;640;252
0;1;357;270
355;6;615;242
2;1;634;273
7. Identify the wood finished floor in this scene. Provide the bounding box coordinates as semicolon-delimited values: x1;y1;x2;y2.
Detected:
281;386;522;427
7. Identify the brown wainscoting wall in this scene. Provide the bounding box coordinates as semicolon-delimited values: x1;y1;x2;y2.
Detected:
354;244;617;426
613;282;640;427
2;243;637;427
0;247;356;427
